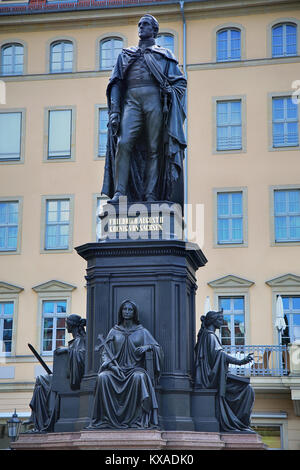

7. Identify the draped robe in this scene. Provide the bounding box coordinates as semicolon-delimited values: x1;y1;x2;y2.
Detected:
28;333;86;432
90;323;163;429
194;328;255;433
101;44;187;205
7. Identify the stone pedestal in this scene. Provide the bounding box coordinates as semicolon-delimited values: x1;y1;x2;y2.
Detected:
75;239;208;431
12;430;266;450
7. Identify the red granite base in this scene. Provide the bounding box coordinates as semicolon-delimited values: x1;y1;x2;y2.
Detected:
11;430;266;450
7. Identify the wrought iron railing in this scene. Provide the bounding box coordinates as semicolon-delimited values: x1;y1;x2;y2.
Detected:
0;0;176;16
223;344;289;377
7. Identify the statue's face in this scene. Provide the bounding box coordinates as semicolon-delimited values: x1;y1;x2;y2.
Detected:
122;302;134;321
214;314;224;329
138;17;155;40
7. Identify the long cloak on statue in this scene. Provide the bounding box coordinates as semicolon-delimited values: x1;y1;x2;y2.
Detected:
90;323;163;429
101;44;187;205
194;328;255;433
28;333;86;432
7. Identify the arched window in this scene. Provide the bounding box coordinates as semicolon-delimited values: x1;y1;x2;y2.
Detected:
100;37;123;70
1;43;24;76
272;23;297;57
216;28;241;62
157;33;174;53
50;40;73;73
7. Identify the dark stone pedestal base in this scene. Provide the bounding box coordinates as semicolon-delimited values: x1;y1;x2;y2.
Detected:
12;430;267;450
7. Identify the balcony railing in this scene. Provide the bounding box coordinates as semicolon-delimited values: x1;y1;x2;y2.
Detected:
0;0;177;16
224;345;289;377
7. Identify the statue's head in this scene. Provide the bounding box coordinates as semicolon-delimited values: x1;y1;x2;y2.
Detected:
138;14;159;39
66;314;86;335
200;310;224;330
118;299;140;325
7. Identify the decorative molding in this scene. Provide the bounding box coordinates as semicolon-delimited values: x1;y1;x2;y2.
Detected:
32;279;76;293
0;281;24;294
208;274;254;289
266;273;300;288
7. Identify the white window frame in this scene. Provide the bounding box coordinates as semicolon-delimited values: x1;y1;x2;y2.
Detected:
0;282;23;358
0;108;26;164
216;28;241;62
50;40;73;74
0;197;23;254
0;42;24;76
213;187;248;248
44;106;76;161
99;37;123;71
272;22;297;58
41;195;74;253
95;105;108;159
213;96;246;154
270;185;300;246
32;280;76;357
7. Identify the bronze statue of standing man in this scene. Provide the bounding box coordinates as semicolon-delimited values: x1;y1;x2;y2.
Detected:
101;14;187;205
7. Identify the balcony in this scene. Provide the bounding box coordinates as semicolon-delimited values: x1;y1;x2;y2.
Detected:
224;344;290;377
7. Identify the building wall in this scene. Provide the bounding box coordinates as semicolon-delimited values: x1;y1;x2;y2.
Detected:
0;0;299;449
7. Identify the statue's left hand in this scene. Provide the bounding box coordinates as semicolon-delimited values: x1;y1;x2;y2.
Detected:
136;345;152;355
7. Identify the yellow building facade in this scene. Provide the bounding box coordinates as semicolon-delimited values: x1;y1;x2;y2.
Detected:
0;0;300;449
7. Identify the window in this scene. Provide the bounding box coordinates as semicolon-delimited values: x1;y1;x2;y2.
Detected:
1;43;24;76
282;296;300;344
216;28;241;62
42;300;67;354
157;33;174;53
274;189;300;242
251;425;283;449
216;100;242;151
45;199;70;250
50;41;73;73
272;97;298;148
98;108;108;157
272;23;297;57
48;109;72;159
219;297;245;346
100;38;123;70
0;201;19;252
0;302;14;355
0;112;22;161
217;192;243;244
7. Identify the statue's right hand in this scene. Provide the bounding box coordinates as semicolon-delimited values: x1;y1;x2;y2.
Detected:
109;112;120;136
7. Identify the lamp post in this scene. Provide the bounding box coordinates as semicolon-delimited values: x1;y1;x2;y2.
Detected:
6;409;22;448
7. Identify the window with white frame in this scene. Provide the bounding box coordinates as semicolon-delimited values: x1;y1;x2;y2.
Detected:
50;41;73;73
1;43;24;76
0;201;19;252
48;109;72;159
157;33;174;53
100;37;123;70
272;23;297;57
0;112;22;161
216;100;242;151
216;28;241;62
41;300;67;354
98;108;108;157
0;301;14;355
281;296;300;344
45;199;70;250
217;192;243;244
272;96;299;148
219;296;245;346
274;189;300;242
